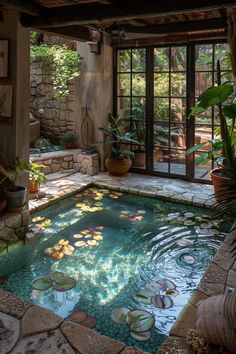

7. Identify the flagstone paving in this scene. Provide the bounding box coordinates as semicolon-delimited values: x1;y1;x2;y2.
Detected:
29;171;215;213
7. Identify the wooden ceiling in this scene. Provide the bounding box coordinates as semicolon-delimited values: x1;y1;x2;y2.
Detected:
0;0;235;43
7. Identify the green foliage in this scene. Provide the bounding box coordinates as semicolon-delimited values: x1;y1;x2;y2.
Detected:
98;113;140;160
30;44;82;99
213;182;236;231
186;79;236;177
29;162;47;185
60;133;78;148
0;158;31;191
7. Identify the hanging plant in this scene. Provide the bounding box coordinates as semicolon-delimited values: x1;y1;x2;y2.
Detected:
30;44;83;99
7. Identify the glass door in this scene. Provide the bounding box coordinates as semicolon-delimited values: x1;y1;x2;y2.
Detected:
153;46;187;177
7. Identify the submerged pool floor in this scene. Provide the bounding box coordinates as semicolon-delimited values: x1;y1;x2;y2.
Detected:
0;187;226;353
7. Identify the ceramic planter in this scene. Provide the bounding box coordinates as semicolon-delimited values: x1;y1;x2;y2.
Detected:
105;157;132;176
210;168;236;201
29;182;40;193
4;186;27;211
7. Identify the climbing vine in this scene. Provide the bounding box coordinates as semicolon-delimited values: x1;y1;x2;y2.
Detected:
30;44;83;99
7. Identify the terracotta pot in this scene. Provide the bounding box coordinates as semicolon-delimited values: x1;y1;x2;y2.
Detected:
29;182;40;193
210;168;236;201
105;157;132;176
133;151;146;168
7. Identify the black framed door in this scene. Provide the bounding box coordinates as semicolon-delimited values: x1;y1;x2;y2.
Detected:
114;41;231;182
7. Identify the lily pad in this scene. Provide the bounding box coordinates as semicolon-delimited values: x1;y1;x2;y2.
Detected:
73;234;84;239
93;235;103;241
134;289;154;304
177;238;193;247
70;310;87;323
130;330;152;342
87;240;98;246
74;241;86;247
163;295;173;309
184;212;195;218
156;279;176;291
151;294;164;308
81;316;97;328
50;272;64;282
95;226;104;230
32;276;52;291
111;307;130;324
145;282;160;294
166;289;179;297
182;254;195;265
127;310;155;332
52;276;76;292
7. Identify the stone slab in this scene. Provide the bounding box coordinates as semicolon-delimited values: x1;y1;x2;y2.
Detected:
121;347;148;354
11;329;76;354
157;336;194;354
22;305;63;337
169;303;197;338
61;321;125;354
0;295;31;319
0;311;20;354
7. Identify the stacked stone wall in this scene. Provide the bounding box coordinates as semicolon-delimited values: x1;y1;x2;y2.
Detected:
30;56;76;144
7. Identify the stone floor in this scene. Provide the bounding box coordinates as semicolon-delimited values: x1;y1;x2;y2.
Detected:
2;171;229;354
29;171;215;213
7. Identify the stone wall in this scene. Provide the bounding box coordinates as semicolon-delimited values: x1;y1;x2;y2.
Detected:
30;150;99;176
30;56;76;144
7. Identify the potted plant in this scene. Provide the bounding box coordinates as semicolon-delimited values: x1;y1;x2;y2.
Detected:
60;134;78;149
98;113;140;176
213;182;236;232
130;104;146;168
0;158;30;211
186;69;236;198
29;162;47;193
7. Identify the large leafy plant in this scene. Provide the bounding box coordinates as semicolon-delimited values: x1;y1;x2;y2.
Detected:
186;82;236;177
98;113;140;160
0;158;31;191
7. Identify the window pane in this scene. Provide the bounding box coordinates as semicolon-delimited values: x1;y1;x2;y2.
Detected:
171;47;186;71
132;97;146;119
154;123;169;147
154;146;169;173
132;49;146;72
214;43;231;70
154;48;169;71
132;121;146;145
195;125;212;145
195;44;213;71
118;73;130;96
195;72;212;97
171;124;186;148
195;107;212;124
154;98;169;121
171;73;186;96
118;50;131;72
170;149;186;175
170;98;186;122
154;73;169;96
132;74;146;96
117;97;130;118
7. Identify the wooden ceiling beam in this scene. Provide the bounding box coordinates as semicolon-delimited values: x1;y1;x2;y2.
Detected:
38;25;102;42
122;18;228;35
0;0;41;16
21;0;236;28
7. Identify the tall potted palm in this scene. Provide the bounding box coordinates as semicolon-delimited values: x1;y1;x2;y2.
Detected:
186;68;236;198
98;113;140;176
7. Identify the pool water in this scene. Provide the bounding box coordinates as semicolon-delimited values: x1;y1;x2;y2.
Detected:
0;187;227;353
